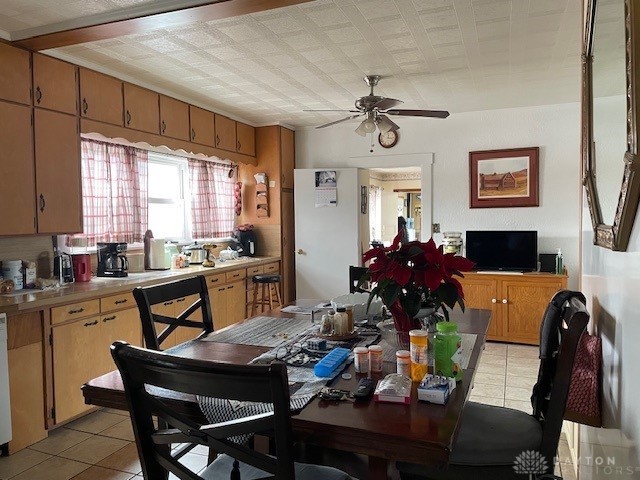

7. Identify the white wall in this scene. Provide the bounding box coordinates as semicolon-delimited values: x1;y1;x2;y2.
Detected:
297;103;582;288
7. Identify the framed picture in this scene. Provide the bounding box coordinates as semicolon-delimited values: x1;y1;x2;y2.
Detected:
469;147;539;208
361;185;368;214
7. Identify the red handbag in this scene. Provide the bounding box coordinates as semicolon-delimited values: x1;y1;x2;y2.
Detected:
564;332;602;427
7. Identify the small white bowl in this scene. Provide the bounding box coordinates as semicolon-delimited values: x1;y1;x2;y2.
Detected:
331;292;383;321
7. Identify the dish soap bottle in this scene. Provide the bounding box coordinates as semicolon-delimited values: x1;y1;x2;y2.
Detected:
555;248;563;274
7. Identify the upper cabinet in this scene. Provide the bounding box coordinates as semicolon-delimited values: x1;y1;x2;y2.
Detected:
236;122;256;157
0;43;31;105
280;127;294;189
160;95;189;141
79;68;123;126
124;83;159;134
189;106;215;146
215;114;237;152
32;54;77;115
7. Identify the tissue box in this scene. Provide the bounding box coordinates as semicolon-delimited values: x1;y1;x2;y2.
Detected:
417;374;456;405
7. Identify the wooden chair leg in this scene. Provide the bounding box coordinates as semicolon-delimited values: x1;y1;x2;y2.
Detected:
261;283;266;313
274;282;283;307
268;283;274;310
251;282;259;316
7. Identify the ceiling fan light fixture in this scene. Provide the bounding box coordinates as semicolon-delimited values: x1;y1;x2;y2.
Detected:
355;120;369;136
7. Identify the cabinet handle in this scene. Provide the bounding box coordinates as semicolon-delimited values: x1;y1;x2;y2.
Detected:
161;120;166;134
69;307;84;314
114;299;128;305
35;86;42;104
176;298;185;303
163;301;174;306
126;110;131;125
39;194;46;213
191;128;196;140
102;315;116;322
237;140;241;150
83;320;98;327
218;287;225;292
228;285;234;290
216;134;220;146
82;98;88;114
502;299;508;304
491;298;496;303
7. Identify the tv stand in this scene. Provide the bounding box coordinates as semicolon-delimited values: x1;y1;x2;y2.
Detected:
458;271;568;345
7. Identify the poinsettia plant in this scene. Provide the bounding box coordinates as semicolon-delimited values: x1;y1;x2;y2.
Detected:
362;233;475;332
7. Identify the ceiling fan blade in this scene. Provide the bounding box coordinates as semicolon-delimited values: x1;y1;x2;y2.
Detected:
376;114;400;134
316;114;363;129
373;98;403;110
385;109;450;118
304;109;361;112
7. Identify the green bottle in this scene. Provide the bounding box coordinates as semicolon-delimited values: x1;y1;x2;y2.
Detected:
434;322;463;381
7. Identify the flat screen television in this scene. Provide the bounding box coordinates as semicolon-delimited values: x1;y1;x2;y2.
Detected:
465;230;538;272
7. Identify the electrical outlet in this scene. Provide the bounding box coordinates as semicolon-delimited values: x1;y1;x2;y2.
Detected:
269;180;276;188
432;223;441;233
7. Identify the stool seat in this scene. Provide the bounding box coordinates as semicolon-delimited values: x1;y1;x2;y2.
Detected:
253;274;281;283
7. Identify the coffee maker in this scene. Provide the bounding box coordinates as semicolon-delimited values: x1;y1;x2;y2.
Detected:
97;243;129;277
232;228;257;257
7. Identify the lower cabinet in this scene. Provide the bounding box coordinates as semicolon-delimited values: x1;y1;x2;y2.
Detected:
208;280;245;330
458;272;568;345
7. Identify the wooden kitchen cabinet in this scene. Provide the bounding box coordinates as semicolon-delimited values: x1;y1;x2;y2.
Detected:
189;105;215;146
0;43;31;105
99;308;142;372
281;191;295;303
160;95;190;141
0;102;36;235
151;299;178;349
208;279;246;330
209;284;227;329
34;109;82;234
215;114;236;151
281;127;295;189
236;122;255;156
79;68;123;126
173;294;203;345
124;83;159;134
32;53;77;115
458;272;567;344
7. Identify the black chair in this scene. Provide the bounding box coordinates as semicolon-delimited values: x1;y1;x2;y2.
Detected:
349;266;369;293
397;291;590;480
111;341;353;480
133;275;214;351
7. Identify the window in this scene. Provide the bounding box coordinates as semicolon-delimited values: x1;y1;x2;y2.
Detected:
147;153;190;240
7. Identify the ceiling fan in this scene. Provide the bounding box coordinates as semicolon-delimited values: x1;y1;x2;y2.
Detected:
304;75;449;136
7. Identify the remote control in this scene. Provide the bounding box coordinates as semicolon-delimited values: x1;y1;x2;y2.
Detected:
353;377;376;399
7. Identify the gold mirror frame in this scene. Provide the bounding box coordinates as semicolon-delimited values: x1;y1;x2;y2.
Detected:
583;0;640;251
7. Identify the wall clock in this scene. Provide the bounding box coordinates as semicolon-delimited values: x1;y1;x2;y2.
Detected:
378;130;399;148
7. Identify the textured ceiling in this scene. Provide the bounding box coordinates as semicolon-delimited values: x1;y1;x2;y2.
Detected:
36;0;582;128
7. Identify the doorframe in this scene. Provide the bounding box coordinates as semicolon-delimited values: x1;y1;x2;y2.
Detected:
346;153;434;238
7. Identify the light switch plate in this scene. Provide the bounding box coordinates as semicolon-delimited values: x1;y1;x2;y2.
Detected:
432;223;440;233
269;180;276;188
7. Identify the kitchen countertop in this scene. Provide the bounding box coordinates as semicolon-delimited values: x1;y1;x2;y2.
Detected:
0;256;280;315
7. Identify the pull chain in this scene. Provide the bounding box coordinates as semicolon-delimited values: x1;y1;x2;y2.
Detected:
370;132;375;153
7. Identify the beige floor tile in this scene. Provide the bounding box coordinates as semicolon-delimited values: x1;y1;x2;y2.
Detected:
99;419;136;442
470;382;504;399
507;356;539;370
507;364;538;378
478;355;507;368
505;385;532;402
101;407;129;417
468;395;504;407
557;439;573;464
66;411;125;435
563;463;578;480
10;456;90;480
0;448;51;478
503;399;532;414
473;372;506;386
483;342;507;356
506;374;535;389
178;452;208;474
30;427;93;455
97;442;142;475
70;465;133;480
58;435;130;465
190;444;210;457
507;344;539;359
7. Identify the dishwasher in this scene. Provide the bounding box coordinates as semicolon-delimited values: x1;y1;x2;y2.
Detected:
0;312;11;449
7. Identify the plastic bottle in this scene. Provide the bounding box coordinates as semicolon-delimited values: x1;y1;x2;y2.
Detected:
555;248;563;274
396;350;411;377
354;347;369;373
409;330;429;381
368;345;383;373
434;322;463;381
333;307;349;335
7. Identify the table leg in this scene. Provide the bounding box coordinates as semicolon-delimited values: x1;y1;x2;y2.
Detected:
368;456;389;480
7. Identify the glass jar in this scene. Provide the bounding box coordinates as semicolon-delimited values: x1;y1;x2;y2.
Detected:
434;322;463;381
442;232;463;255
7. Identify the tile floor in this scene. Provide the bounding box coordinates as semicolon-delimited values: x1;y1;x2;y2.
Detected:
0;342;576;480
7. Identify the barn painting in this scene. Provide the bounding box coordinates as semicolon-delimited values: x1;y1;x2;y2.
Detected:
476;157;530;199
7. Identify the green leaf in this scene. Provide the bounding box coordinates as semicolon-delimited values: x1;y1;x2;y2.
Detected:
381;283;401;307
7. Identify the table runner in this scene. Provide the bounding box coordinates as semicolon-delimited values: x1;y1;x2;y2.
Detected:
201;316;312;347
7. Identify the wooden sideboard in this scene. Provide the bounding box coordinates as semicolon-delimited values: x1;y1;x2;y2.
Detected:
458;271;568;345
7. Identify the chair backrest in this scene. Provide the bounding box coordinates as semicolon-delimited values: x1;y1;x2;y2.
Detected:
133;275;214;350
111;341;296;480
532;293;590;468
349;266;369;293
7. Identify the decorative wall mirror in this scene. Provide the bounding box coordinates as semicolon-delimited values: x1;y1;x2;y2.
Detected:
583;0;640;250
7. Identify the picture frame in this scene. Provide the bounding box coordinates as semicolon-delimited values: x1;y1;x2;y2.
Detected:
469;147;539;208
361;185;368;214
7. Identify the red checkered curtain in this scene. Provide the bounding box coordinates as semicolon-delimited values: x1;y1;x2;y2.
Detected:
68;139;148;246
188;159;235;238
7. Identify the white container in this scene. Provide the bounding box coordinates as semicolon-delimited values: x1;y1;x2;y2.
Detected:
369;345;384;373
148;239;168;270
333;308;349;335
2;260;23;290
354;347;369;374
396;350;411;377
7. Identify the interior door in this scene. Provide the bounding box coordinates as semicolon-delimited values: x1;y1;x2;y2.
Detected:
294;168;362;300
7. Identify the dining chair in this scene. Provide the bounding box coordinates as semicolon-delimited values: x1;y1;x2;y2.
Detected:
397;291;590;480
133;275;214;350
110;341;353;480
349;266;369;293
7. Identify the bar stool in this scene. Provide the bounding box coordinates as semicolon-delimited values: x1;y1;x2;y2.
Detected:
251;274;283;314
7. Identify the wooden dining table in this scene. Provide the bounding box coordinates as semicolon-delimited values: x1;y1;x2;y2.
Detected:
82;301;491;480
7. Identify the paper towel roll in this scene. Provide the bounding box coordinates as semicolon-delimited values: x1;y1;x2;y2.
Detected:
148;238;167;269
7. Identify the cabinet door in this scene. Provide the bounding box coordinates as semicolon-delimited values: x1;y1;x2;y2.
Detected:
189;106;215;146
79;68;123;125
280;127;295;189
215;114;236;151
34;109;82;234
209;285;228;330
459;276;500;338
124;83;159;134
33;54;77;115
0;102;36;235
236;122;255;156
502;279;564;344
226;281;246;326
100;308;142;373
281;191;295;303
173;294;203;345
0;43;31;105
151;300;177;349
160;95;189;141
52;317;103;423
